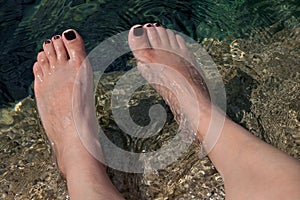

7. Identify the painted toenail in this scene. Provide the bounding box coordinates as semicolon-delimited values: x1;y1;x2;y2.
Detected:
44;39;51;44
133;26;144;36
154;23;161;27
64;30;76;40
53;35;60;40
146;24;153;27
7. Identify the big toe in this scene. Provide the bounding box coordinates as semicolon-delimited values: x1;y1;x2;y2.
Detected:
128;25;152;60
62;29;86;62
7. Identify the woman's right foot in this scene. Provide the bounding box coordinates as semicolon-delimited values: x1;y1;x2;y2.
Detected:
128;23;300;200
128;23;212;140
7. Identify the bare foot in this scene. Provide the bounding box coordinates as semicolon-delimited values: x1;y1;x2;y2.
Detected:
128;23;211;140
129;24;300;200
33;29;91;174
33;29;123;199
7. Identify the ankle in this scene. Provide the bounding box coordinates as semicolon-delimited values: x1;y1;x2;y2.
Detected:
56;140;99;176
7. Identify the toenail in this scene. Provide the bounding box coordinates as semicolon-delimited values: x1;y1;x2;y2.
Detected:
53;35;60;40
154;23;161;27
133;26;144;36
44;39;51;44
146;24;153;27
64;30;76;40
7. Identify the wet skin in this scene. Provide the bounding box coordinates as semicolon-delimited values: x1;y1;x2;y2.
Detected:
33;25;300;200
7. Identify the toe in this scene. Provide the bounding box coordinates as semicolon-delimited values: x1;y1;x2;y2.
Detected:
37;51;51;75
128;24;151;51
154;23;170;46
33;62;44;82
62;29;86;62
144;23;161;48
176;34;188;50
43;39;57;68
166;29;180;49
52;35;68;62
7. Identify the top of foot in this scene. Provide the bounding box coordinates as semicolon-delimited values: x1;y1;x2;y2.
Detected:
33;29;94;174
128;23;210;133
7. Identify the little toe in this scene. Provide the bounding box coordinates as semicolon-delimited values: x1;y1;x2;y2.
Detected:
62;29;86;62
144;23;161;48
128;24;151;51
33;62;44;82
37;51;51;75
52;35;68;62
43;39;57;68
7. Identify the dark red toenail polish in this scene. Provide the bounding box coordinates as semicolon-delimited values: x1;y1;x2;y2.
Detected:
64;30;76;40
146;24;153;27
53;35;60;40
154;23;161;27
44;39;51;44
133;26;144;36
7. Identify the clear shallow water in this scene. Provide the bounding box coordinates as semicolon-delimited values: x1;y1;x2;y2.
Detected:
0;0;299;199
0;0;299;105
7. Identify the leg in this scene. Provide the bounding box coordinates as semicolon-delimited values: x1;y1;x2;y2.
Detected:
33;29;124;200
128;23;300;200
208;116;300;200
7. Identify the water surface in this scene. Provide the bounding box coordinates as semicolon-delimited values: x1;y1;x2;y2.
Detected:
0;0;299;199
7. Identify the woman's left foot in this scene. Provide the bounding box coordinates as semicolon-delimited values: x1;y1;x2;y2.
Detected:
33;29;124;199
33;29;94;175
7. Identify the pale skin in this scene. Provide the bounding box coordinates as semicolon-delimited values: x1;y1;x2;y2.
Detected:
33;24;300;200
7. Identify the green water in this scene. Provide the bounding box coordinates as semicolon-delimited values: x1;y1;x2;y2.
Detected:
0;0;299;199
0;0;299;105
